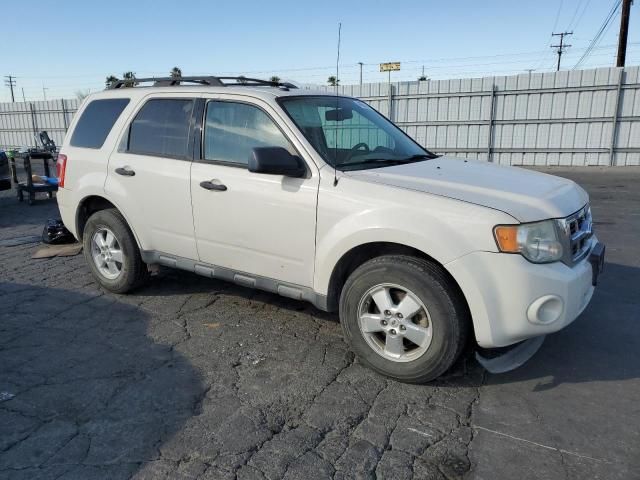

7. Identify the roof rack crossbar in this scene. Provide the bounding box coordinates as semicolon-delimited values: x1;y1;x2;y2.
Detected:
107;76;297;90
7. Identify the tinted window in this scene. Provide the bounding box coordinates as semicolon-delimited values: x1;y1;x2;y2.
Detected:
70;98;129;149
203;101;294;166
128;99;194;158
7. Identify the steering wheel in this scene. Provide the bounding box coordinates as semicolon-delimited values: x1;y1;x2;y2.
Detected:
345;142;370;162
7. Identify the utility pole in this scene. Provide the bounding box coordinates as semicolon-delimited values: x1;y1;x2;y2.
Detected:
551;31;573;71
21;88;26;103
358;62;363;86
42;85;48;101
4;75;16;102
616;0;633;67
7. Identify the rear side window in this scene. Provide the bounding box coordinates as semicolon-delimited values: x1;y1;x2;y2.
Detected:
127;99;194;158
70;98;130;149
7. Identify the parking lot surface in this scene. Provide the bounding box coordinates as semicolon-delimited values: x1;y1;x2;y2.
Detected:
0;167;638;480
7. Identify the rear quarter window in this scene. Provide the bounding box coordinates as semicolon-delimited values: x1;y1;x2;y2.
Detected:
70;98;130;149
127;99;194;158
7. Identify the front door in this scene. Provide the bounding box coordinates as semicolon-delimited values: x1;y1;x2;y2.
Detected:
190;97;318;287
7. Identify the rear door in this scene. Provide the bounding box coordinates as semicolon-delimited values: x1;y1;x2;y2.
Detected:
105;94;199;259
190;95;319;287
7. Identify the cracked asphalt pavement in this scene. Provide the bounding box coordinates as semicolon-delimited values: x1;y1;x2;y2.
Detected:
1;167;638;479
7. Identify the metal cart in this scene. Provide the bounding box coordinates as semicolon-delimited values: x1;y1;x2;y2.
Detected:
8;151;58;205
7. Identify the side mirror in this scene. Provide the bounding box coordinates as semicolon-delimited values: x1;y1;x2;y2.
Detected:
249;147;306;178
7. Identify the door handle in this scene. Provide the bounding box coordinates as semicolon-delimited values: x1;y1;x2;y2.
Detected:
115;167;135;177
200;180;227;191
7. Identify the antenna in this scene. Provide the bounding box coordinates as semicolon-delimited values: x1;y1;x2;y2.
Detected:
333;22;341;187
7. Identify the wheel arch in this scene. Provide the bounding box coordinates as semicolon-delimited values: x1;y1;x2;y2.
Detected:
75;195;143;249
323;241;472;326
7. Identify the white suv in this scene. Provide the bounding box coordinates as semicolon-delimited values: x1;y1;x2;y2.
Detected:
56;76;605;383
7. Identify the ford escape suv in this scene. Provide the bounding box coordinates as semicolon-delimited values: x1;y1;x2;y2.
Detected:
56;76;605;383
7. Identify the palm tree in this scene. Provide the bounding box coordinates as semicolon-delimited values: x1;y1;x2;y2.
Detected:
327;76;340;87
75;89;91;100
170;67;182;78
105;75;119;88
122;71;137;88
269;76;280;84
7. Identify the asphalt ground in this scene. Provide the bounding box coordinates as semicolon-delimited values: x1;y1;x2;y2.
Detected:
0;166;638;479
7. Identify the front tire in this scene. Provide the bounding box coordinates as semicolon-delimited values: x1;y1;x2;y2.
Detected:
339;255;469;383
83;209;149;293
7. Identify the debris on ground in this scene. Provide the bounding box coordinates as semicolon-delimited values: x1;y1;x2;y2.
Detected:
0;392;16;402
31;243;82;259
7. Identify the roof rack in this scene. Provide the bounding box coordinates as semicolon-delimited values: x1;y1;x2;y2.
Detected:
107;76;298;90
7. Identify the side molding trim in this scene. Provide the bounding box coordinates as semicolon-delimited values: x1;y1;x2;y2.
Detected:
141;250;329;311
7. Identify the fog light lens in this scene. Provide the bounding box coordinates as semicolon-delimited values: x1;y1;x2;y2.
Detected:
527;295;564;324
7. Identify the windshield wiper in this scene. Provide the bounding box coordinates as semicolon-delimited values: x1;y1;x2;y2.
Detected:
339;158;409;170
401;153;438;161
338;152;438;171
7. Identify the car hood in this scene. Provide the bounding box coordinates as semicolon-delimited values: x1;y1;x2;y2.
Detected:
343;157;588;222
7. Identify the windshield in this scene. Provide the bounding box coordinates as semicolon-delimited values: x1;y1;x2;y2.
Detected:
278;96;437;171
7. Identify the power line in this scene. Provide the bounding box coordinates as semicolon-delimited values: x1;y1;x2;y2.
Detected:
573;0;622;69
4;43;639;102
568;0;593;31
552;0;566;33
566;0;585;29
10;42;637;85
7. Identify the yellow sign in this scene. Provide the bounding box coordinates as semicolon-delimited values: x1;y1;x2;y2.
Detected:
380;62;401;72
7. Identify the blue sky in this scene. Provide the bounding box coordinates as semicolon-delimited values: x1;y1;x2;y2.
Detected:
2;0;638;101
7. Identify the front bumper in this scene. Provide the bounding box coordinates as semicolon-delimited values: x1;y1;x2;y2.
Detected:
446;237;601;348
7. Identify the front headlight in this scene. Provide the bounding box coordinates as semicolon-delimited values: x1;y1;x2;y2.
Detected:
494;220;563;263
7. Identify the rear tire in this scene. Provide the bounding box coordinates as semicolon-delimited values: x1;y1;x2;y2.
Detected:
82;209;149;293
339;255;469;383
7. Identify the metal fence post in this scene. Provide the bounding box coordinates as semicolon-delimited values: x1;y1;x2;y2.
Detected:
388;82;394;122
61;98;68;131
486;84;497;162
609;69;624;166
29;102;38;147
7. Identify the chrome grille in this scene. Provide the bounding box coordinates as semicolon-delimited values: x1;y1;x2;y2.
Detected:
559;205;593;265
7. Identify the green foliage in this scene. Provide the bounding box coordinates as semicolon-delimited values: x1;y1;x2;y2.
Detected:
105;75;119;88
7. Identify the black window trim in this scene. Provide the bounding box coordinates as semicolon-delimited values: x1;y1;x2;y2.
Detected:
196;97;311;176
124;96;197;162
69;98;131;150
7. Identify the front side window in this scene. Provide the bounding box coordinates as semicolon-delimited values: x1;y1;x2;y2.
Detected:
203;101;295;166
70;98;130;149
279;96;436;170
128;99;194;158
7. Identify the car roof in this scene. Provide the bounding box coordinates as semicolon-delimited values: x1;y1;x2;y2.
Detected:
85;85;350;103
